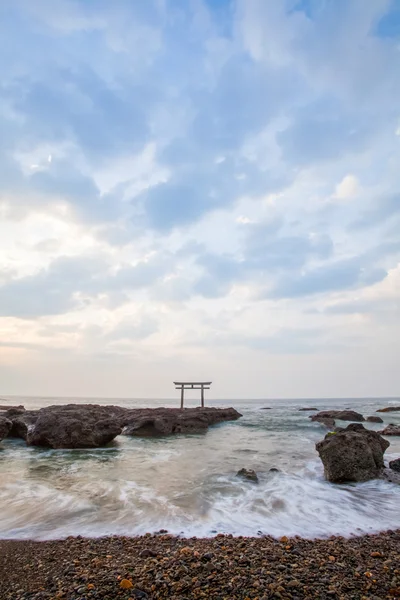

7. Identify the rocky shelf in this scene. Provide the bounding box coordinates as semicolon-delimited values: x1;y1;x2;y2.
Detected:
0;404;242;449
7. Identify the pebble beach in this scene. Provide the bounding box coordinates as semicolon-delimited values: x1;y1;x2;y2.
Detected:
1;531;400;600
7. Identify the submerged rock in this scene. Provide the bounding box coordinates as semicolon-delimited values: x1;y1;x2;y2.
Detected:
311;415;336;430
376;406;400;413
366;416;384;423
389;458;400;472
378;424;400;436
236;468;259;483
310;410;365;422
316;423;390;483
0;417;12;441
298;407;318;411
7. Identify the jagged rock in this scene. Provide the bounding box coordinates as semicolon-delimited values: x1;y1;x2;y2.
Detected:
376;406;400;413
237;468;259;483
0;417;12;441
299;407;318;411
5;404;242;447
366;416;384;423
27;408;122;449
316;423;390;483
311;416;336;430
123;407;241;437
378;425;400;436
310;410;364;422
389;458;400;472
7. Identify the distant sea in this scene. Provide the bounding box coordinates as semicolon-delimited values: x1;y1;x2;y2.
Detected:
1;396;399;540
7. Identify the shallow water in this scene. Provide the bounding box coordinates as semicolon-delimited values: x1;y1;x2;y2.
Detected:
0;396;399;540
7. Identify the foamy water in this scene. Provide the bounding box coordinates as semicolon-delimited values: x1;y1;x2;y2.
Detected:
0;396;399;540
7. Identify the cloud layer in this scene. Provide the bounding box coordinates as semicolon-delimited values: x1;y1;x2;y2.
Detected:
0;0;399;398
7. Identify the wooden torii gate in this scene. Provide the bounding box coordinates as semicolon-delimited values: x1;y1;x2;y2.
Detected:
173;381;212;409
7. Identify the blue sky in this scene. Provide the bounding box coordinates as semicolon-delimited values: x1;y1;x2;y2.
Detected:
0;0;399;398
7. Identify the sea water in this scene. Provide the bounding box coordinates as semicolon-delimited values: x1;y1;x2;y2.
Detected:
0;396;399;540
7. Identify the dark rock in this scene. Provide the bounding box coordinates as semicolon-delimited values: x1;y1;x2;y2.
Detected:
237;468;259;483
376;406;400;413
26;408;122;449
310;410;365;422
139;549;158;558
316;423;390;483
298;407;318;411
8;411;38;440
269;468;280;472
378;425;400;436
382;467;400;484
367;416;384;423
311;415;336;430
0;417;12;441
389;458;400;472
0;404;25;414
260;407;272;410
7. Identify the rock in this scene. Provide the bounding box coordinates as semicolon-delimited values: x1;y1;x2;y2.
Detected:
316;423;390;483
298;407;318;411
366;416;384;423
123;407;242;437
389;458;400;472
260;407;272;410
26;407;122;449
382;467;400;485
310;410;365;422
376;406;400;413
0;404;25;413
4;404;242;448
311;416;336;430
378;425;400;436
269;467;280;473
0;417;12;441
237;468;259;483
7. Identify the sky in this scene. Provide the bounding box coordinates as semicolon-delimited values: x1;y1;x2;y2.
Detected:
0;0;399;400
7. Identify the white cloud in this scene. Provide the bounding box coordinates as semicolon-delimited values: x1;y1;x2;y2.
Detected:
333;174;360;200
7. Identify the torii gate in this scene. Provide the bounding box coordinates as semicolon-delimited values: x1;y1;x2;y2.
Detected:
173;381;212;409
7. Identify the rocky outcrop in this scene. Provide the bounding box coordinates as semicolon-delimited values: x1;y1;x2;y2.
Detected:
3;404;242;448
378;425;400;436
237;468;258;483
299;407;318;411
376;406;400;413
366;416;384;423
310;410;364;422
0;417;12;441
389;458;400;472
123;407;241;437
316;423;390;483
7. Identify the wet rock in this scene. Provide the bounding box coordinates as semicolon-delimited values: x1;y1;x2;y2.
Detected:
367;416;384;423
269;467;280;472
389;458;400;472
26;408;122;449
310;410;365;422
316;423;390;483
378;424;400;436
311;416;336;430
376;406;400;412
260;407;272;410
237;468;259;483
382;467;400;484
0;417;12;441
298;407;318;411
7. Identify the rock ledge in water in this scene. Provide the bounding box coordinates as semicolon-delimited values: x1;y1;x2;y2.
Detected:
0;417;12;441
316;423;390;483
378;424;400;436
310;410;365;422
299;407;318;411
376;406;400;413
366;416;384;423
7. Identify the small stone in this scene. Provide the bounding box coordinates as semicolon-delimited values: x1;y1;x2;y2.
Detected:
236;468;259;483
120;579;133;589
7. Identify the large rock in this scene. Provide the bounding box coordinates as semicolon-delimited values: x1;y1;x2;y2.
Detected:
316;423;390;483
376;406;400;413
0;417;12;441
123;407;241;437
26;407;122;449
310;410;365;422
378;425;400;436
5;404;242;447
366;416;384;423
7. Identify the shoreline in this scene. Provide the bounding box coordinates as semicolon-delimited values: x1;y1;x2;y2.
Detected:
1;530;400;599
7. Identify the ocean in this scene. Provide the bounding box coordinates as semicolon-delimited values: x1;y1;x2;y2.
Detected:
0;396;399;540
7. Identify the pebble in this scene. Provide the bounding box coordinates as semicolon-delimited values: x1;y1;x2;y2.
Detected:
1;530;399;599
